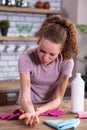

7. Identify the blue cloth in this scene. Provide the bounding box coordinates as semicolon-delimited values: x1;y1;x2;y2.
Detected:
44;120;63;129
44;118;80;130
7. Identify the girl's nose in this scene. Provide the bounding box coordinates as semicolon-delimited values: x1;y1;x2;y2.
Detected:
43;53;49;59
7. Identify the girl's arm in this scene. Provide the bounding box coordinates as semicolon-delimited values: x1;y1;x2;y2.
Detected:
36;76;69;115
20;73;34;113
19;73;39;126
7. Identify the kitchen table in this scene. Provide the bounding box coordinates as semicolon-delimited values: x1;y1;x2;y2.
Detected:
0;99;87;130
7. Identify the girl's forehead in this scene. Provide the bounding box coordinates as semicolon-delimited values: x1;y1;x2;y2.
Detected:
39;38;62;52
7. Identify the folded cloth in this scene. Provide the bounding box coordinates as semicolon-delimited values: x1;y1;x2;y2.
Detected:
44;118;80;130
40;108;64;117
0;113;13;119
0;109;23;120
77;111;87;119
44;120;63;129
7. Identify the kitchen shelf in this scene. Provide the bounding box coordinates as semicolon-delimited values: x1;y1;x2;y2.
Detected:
0;36;37;41
0;6;62;42
0;6;62;15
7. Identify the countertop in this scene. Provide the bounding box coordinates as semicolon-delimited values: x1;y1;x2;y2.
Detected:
0;100;87;130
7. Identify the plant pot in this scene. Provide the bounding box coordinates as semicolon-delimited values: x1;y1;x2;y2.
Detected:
1;28;8;36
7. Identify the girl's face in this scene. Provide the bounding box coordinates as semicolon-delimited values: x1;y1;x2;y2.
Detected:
37;38;62;65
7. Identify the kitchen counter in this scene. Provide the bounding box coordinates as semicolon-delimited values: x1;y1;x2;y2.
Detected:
0;99;87;130
0;80;20;90
0;80;20;106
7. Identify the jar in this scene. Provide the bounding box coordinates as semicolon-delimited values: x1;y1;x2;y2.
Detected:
1;0;6;5
10;0;16;6
16;0;22;7
21;0;28;7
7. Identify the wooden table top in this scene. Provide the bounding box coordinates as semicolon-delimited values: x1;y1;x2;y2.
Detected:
0;99;87;130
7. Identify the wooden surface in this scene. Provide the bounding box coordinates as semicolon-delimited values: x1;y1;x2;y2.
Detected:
0;80;20;91
0;100;87;130
0;6;62;14
0;80;71;91
0;36;37;41
0;80;20;105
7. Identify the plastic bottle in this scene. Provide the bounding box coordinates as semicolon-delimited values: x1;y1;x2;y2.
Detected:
71;73;85;113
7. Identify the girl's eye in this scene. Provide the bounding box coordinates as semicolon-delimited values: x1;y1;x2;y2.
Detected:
39;49;57;56
39;48;57;57
50;53;56;56
39;49;46;54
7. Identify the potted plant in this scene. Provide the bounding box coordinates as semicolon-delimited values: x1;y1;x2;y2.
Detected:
76;25;87;33
0;20;10;36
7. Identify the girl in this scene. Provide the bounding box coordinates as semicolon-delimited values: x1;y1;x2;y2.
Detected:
17;16;78;126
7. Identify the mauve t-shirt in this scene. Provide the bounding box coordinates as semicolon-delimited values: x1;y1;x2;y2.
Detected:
17;48;74;104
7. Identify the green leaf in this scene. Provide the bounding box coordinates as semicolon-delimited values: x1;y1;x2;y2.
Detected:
76;25;87;33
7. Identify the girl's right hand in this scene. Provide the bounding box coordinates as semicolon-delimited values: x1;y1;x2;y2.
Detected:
19;112;40;126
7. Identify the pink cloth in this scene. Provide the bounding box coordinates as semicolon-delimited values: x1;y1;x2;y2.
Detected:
40;108;64;116
0;108;64;120
77;111;87;119
0;109;23;120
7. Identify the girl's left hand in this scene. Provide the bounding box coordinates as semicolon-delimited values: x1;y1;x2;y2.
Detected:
34;107;43;116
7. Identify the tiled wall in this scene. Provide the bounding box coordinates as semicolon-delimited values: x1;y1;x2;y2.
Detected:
0;0;62;80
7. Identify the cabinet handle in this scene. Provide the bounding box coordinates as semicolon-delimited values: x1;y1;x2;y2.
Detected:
6;93;17;101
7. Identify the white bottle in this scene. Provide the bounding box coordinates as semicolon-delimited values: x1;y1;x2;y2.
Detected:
71;73;85;113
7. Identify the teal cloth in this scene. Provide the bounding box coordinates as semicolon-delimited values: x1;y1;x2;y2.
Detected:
44;118;80;130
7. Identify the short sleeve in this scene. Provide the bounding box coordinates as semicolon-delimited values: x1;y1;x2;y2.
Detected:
18;52;33;74
60;59;74;78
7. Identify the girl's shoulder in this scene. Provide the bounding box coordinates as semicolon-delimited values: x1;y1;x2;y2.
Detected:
23;48;36;56
61;58;74;69
62;58;74;64
19;48;37;64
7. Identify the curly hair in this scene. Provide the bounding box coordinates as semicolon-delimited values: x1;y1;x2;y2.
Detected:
35;16;79;60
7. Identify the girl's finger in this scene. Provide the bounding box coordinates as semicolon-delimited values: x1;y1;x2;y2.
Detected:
19;108;25;113
33;117;38;126
25;117;30;126
19;114;26;120
36;116;40;124
29;116;35;126
33;116;40;126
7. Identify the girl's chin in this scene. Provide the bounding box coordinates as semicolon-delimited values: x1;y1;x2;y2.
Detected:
41;61;48;65
42;61;52;65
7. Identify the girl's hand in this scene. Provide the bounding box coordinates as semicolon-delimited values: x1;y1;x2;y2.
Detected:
34;107;43;116
19;112;40;126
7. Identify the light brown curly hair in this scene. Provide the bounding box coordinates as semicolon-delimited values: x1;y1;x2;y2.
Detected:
35;16;79;60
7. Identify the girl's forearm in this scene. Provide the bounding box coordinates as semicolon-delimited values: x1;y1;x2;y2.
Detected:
36;98;62;116
36;77;69;116
21;94;35;113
